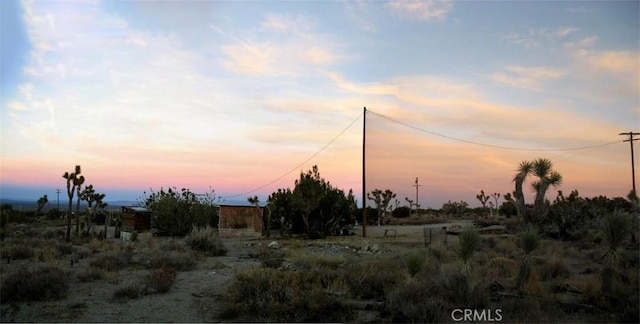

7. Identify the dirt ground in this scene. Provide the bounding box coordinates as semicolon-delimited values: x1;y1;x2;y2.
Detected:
1;223;463;323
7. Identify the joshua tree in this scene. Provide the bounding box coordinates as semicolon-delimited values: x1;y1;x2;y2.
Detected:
74;180;85;237
36;194;49;215
513;160;534;220
368;189;396;226
491;192;501;217
476;190;490;217
530;158;562;223
247;196;260;208
516;228;540;289
600;210;631;299
457;226;481;276
63;165;84;242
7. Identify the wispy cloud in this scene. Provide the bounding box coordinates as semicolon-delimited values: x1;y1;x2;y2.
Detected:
491;65;564;90
219;14;345;77
503;26;579;48
387;0;453;21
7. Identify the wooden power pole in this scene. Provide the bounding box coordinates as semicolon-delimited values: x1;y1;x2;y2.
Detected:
619;132;639;194
362;107;367;237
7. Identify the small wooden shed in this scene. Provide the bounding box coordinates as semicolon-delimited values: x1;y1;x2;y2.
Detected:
218;205;264;236
121;206;152;232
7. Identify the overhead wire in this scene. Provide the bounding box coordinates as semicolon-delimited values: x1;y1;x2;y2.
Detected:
367;109;621;152
220;112;363;200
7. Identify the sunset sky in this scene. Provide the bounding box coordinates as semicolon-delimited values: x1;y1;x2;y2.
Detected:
1;0;638;208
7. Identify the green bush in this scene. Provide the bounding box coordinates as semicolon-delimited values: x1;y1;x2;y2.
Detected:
8;244;34;260
185;226;227;256
404;250;425;277
1;265;69;302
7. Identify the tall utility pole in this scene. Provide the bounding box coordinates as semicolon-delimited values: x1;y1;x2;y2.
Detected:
362;107;367;238
619;132;639;194
413;177;421;215
56;189;61;210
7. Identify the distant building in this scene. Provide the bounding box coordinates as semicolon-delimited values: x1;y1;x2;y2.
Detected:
218;204;264;237
121;206;152;232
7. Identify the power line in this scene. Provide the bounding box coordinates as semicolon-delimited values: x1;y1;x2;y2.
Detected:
220;112;364;200
368;109;620;152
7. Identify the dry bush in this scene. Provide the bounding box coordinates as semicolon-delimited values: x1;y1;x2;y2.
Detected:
487;256;517;281
386;279;452;323
147;250;197;271
40;227;65;240
184;226;227;256
77;267;103;282
292;253;343;271
112;283;142;302
344;258;405;299
7;244;34;260
147;267;177;293
88;238;112;254
90;249;133;271
541;254;571;280
427;243;449;263
221;267;352;322
1;265;69;302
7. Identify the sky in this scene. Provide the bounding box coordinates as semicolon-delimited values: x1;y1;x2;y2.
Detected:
1;0;638;208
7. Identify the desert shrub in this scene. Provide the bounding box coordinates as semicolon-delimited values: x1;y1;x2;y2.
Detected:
88;237;111;253
386;279;452;323
487;256;517;281
8;244;34;260
427;243;449;263
90;249;133;271
221;267;352;322
345;258;404;299
75;245;93;259
112;284;142;301
77;267;103;282
253;245;286;268
541;254;571;280
147;250;197;271
1;265;69;302
56;242;74;256
292;253;343;271
404;250;425;277
184;226;227;256
40;227;65;239
429;272;489;308
457;226;481;276
147;267;177;293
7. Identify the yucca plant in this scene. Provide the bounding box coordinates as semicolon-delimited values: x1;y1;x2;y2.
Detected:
457;226;481;276
516;228;540;289
600;210;631;298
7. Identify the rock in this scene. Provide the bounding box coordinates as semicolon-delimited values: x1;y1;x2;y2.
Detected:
267;241;279;249
370;243;380;253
